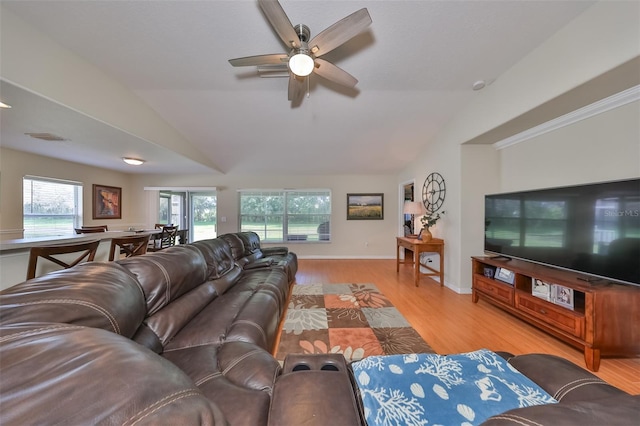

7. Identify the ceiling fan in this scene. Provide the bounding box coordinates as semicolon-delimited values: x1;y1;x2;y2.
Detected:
229;0;372;103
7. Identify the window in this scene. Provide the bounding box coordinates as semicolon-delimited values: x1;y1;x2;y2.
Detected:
239;189;331;242
23;176;83;238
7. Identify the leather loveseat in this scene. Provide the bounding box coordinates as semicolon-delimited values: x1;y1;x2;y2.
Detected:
0;232;302;425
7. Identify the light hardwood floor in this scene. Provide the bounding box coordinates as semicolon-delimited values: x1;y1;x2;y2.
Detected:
292;258;640;394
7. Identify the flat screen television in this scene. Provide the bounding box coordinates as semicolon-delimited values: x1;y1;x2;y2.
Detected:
484;178;640;287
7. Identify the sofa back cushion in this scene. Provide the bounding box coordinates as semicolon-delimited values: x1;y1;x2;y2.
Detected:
118;245;217;348
118;245;208;315
238;232;263;259
192;238;236;278
0;262;145;338
218;233;247;261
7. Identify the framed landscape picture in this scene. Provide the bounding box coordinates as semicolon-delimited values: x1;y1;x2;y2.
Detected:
93;184;121;219
347;193;384;220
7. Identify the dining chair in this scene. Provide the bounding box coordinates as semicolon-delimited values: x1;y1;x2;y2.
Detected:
108;234;151;261
148;226;178;252
75;225;109;234
26;240;100;280
154;223;173;229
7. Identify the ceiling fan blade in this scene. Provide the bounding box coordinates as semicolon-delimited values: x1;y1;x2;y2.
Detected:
229;54;288;67
308;8;372;58
258;0;300;49
288;73;305;102
313;58;358;88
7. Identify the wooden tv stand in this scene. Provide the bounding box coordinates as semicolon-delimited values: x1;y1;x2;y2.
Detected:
472;256;640;371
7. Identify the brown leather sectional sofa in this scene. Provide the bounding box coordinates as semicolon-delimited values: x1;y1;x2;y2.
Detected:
0;232;302;425
1;231;638;425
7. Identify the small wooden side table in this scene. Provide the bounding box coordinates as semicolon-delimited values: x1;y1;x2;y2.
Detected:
396;236;445;287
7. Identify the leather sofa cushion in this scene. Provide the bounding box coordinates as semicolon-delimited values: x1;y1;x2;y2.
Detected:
229;267;290;311
219;233;247;262
118;245;208;315
0;262;145;338
145;280;219;346
238;232;264;259
164;290;253;350
165;289;280;351
192;238;237;281
507;353;627;402
163;341;280;392
0;323;227;425
198;373;272;426
481;394;640;425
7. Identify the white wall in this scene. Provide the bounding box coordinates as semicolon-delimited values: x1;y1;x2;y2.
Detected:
133;173;399;259
400;2;640;294
500;101;640;191
0;148;146;239
0;147;400;257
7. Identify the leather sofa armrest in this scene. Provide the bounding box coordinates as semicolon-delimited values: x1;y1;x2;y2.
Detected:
481;394;640;425
262;246;289;256
507;354;627;402
268;354;364;426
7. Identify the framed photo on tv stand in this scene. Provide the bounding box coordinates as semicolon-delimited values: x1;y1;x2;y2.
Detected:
495;267;515;285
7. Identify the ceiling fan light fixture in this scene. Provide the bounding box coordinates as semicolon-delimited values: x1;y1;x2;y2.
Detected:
289;53;314;77
122;157;145;166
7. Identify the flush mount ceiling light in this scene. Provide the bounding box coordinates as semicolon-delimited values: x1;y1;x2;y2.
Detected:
288;51;314;77
122;157;145;166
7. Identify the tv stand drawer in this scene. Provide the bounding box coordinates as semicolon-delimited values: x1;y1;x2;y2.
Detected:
516;293;584;338
474;275;514;304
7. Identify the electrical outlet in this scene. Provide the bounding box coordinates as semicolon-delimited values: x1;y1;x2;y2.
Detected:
365;241;369;247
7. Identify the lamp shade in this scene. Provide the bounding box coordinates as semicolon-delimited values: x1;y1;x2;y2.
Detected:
289;53;314;77
403;201;423;215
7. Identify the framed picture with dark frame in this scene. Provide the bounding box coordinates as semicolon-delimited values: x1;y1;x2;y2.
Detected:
347;193;384;220
93;184;122;219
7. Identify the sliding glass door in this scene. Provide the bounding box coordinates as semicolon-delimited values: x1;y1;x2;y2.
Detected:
158;190;217;243
189;192;217;241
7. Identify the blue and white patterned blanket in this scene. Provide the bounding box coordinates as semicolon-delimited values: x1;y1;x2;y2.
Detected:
352;349;556;426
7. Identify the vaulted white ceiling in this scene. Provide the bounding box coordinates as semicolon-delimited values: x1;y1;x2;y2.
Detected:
1;1;598;175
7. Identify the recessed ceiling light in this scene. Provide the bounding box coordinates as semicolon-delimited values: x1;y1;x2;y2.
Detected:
122;157;145;166
0;101;11;109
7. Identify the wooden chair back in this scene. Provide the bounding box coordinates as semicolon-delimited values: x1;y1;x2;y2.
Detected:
27;240;100;280
75;225;108;234
154;223;173;229
149;226;178;251
108;234;151;261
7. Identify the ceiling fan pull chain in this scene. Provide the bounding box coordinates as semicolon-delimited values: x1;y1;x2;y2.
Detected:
306;76;310;98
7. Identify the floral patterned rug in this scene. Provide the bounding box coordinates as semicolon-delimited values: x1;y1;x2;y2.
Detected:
275;283;435;362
